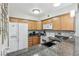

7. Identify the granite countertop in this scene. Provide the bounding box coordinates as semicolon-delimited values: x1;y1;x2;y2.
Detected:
7;38;75;56
33;38;75;56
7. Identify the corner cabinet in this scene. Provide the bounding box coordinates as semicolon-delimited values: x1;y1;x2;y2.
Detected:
42;19;53;30
52;17;61;30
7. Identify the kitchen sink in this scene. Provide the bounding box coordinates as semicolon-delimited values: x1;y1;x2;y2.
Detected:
42;42;56;47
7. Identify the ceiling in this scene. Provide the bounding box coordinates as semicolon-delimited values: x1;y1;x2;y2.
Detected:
8;3;76;20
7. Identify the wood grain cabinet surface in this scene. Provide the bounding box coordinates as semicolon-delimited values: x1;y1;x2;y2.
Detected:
42;19;53;29
42;13;74;31
28;21;42;30
42;19;52;24
28;36;33;47
9;13;74;31
60;13;74;31
28;35;40;47
36;21;42;30
52;17;61;30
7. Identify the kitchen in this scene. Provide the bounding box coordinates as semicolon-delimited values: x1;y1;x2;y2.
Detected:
0;3;79;56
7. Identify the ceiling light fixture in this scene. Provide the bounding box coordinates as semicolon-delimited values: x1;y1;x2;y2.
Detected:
53;3;61;7
32;9;40;14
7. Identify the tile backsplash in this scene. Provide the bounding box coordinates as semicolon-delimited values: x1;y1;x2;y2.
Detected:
40;31;75;43
46;31;74;37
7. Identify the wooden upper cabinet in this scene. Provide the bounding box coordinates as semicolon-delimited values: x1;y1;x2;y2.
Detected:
28;21;33;30
36;21;42;30
60;13;74;31
42;19;53;29
52;17;61;30
9;17;28;23
31;21;37;30
42;19;52;24
9;17;18;23
28;20;42;30
28;20;37;30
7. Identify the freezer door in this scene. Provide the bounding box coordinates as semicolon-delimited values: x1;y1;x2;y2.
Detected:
18;23;28;50
7;23;19;53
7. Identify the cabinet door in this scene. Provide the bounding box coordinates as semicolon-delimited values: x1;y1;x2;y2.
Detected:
28;21;33;30
36;21;42;30
7;23;18;53
9;18;18;23
18;23;28;50
42;20;47;24
60;13;74;30
28;37;33;47
35;36;40;44
53;17;61;30
42;19;52;29
42;19;52;24
32;21;37;30
32;36;40;45
32;36;37;45
28;21;37;30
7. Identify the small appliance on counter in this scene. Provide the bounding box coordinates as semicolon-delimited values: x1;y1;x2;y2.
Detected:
29;31;36;36
29;30;46;36
39;30;46;36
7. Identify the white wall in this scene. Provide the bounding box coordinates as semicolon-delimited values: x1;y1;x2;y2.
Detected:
75;10;79;37
74;6;79;55
8;4;38;20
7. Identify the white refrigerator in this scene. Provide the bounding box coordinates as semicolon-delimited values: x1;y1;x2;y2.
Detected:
7;22;28;53
18;23;28;50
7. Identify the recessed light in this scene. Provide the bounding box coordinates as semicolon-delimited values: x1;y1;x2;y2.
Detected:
32;9;40;14
53;3;61;7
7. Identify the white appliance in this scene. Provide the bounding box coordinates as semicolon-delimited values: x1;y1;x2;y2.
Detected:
18;23;28;50
7;22;28;53
7;23;19;53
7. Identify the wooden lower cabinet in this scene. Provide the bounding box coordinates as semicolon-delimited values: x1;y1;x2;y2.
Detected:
28;36;33;47
28;35;40;47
